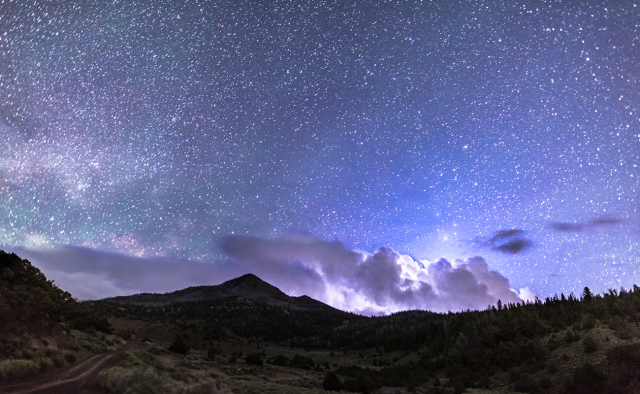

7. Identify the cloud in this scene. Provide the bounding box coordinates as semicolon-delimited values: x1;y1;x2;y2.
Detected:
479;229;533;254
549;216;623;232
6;245;245;300
549;222;584;232
221;233;523;314
7;234;527;315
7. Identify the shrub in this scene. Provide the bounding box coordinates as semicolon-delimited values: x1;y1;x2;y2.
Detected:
116;329;132;340
540;376;552;389
124;381;156;394
268;354;290;366
167;334;189;355
52;355;66;368
582;336;598;353
566;363;608;394
0;359;41;382
97;366;159;394
514;373;540;393
323;371;343;391
244;352;263;366
63;350;77;364
207;347;219;360
38;357;54;372
582;314;597;330
606;343;640;367
564;330;580;343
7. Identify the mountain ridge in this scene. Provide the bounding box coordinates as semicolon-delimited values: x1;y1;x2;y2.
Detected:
101;273;336;311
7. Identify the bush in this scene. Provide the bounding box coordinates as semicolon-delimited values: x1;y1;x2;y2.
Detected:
124;381;156;394
323;371;343;391
268;354;290;366
167;334;189;355
582;336;598;353
207;347;219;360
52;355;66;368
582;314;597;330
607;343;640;367
566;363;608;394
116;329;132;340
0;359;41;382
63;350;78;364
244;352;263;366
38;357;54;372
514;373;540;393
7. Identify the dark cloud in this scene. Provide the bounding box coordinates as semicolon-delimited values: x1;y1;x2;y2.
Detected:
587;217;623;227
7;245;245;300
549;216;623;232
480;229;533;255
549;222;584;232
493;239;533;254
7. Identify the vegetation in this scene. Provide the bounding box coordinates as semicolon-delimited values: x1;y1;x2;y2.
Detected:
96;282;640;393
0;250;111;337
167;334;189;355
0;250;118;384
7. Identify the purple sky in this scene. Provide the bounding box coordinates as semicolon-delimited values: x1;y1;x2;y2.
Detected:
1;1;639;314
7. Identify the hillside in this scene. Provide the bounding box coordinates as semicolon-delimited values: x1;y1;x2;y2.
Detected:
0;250;110;336
93;276;640;394
0;250;120;385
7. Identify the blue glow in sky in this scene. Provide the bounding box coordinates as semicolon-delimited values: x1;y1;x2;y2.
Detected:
1;1;639;312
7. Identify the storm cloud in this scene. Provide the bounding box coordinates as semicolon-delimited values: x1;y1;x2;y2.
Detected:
7;234;531;315
221;234;526;314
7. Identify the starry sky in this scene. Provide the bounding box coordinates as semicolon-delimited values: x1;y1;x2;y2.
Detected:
1;0;639;313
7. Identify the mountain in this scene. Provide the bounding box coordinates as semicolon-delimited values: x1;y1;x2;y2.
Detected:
102;273;335;311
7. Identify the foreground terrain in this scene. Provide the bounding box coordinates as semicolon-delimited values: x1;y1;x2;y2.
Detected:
3;250;640;393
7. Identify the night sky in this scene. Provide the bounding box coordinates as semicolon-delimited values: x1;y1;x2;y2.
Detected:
1;1;639;314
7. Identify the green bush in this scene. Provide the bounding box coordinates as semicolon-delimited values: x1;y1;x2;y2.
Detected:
323;371;343;391
0;359;41;382
514;373;540;393
244;352;263;366
63;350;77;364
97;366;159;394
38;357;54;372
167;334;189;355
268;354;290;366
116;329;132;340
582;336;598;353
207;347;219;360
52;355;66;368
566;363;608;394
124;381;156;394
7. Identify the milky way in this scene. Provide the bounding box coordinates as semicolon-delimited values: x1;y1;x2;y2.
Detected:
1;1;639;311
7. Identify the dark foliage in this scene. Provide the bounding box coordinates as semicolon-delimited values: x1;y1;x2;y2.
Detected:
0;250;111;338
167;334;189;355
244;352;263;366
94;278;640;393
322;371;343;391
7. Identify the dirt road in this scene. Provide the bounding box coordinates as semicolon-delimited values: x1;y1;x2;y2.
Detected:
1;338;140;394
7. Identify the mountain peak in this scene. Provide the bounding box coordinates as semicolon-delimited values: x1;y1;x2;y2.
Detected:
102;273;333;311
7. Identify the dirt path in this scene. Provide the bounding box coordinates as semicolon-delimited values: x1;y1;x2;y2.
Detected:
1;338;141;394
